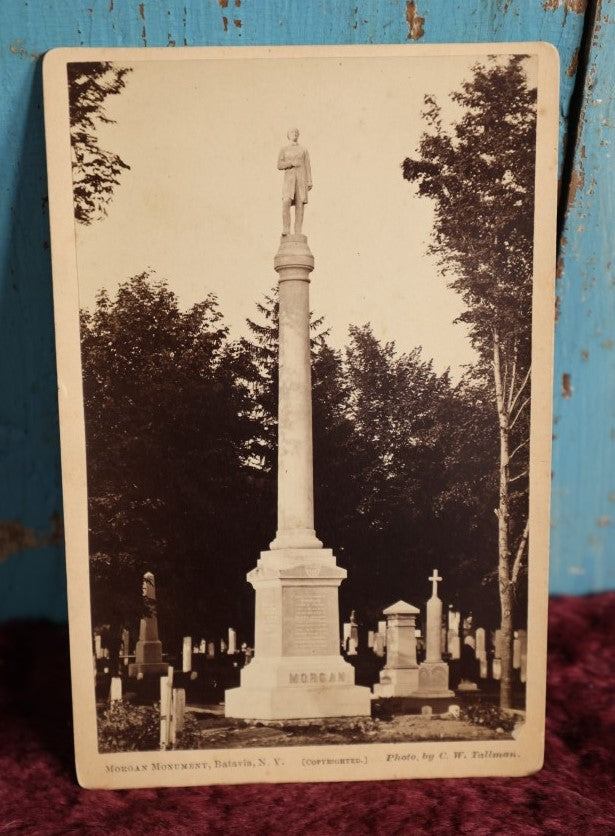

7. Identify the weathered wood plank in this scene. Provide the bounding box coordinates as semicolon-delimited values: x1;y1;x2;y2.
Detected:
0;1;590;618
551;1;615;593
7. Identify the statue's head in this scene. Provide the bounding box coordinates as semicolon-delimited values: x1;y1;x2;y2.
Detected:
287;128;300;141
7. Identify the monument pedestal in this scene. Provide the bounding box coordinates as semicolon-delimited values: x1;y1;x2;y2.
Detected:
372;600;420;699
225;549;371;719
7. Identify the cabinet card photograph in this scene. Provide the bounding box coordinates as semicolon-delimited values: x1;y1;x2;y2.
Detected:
43;43;558;789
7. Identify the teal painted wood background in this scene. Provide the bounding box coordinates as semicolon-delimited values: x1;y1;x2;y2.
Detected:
0;0;612;621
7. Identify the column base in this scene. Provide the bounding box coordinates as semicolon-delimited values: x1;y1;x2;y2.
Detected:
225;655;371;720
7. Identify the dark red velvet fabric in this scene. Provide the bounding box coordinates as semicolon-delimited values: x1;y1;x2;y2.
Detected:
1;594;614;835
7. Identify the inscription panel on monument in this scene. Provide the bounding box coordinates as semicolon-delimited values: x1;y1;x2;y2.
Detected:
255;586;282;656
282;585;338;656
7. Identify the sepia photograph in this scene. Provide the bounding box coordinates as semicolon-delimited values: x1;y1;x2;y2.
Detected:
44;44;557;787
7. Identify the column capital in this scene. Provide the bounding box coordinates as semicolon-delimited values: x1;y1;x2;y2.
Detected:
274;235;314;277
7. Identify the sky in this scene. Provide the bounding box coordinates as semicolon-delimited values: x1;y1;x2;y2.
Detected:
73;53;522;380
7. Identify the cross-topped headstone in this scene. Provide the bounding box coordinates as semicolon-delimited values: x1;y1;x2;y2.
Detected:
429;569;442;598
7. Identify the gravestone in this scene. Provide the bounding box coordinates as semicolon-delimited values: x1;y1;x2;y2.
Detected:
475;627;488;678
94;634;102;659
342;622;351;650
447;628;461;660
207;642;215;659
347;637;358;656
373;601;420;698
513;630;521;669
519;629;528;683
377;621;387;645
227;628;237;655
413;570;454;698
373;633;385;657
109;676;122;702
128;572;168;677
367;630;375;648
199;639;206;654
182;637;192;673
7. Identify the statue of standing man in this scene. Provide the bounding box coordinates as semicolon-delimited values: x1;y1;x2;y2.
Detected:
277;128;312;236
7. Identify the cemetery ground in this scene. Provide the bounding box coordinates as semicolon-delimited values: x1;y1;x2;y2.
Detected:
95;655;524;752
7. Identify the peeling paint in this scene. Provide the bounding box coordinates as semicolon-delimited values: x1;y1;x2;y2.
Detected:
597;516;611;527
567;163;585;208
543;0;587;12
222;15;228;31
0;515;63;564
9;39;40;60
562;372;572;398
556;256;564;278
138;2;145;19
233;18;242;28
405;1;425;40
581;348;589;361
567;47;580;77
218;0;229;7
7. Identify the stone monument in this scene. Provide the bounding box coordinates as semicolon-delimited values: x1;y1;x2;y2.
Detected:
128;571;168;677
413;570;454;698
373;600;420;698
225;132;371;720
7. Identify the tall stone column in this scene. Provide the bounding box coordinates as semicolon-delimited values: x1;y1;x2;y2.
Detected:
270;235;322;550
225;234;370;720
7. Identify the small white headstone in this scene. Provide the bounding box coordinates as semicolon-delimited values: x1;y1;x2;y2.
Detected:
199;639;206;653
447;630;461;659
109;676;122;702
513;631;521;669
373;634;385;657
347;637;358;656
207;642;215;658
367;630;375;648
448;609;461;632
94;634;102;659
182;636;192;673
492;658;502;680
519;629;528;683
227;628;237;654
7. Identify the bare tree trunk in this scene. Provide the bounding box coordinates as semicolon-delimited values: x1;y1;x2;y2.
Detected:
493;330;513;710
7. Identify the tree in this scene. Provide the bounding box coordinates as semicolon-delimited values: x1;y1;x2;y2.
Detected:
402;56;536;707
68;62;131;225
81;272;260;645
